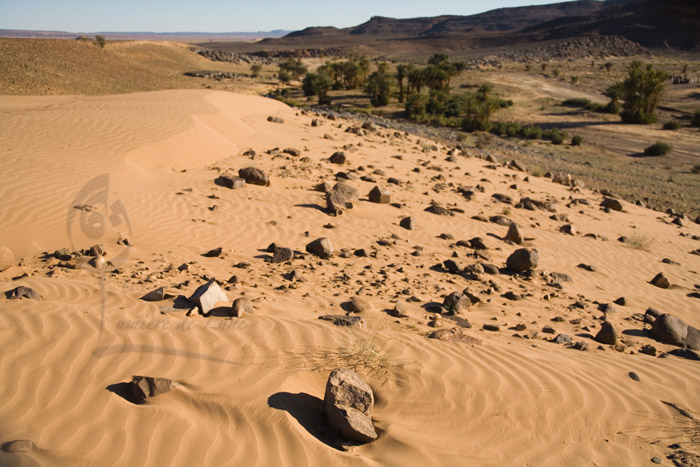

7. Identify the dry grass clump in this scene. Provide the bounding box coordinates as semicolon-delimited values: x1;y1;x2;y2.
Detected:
624;232;654;251
306;327;403;383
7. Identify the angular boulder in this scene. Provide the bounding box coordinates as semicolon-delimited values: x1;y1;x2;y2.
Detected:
651;314;700;350
323;368;377;443
141;287;165;302
271;246;294;264
594;321;618;345
505;223;523;244
215;175;246;189
368;186;390;204
326;182;359;216
189;280;228;314
399;217;415;230
650;273;670;289
130;376;178;404
306;237;333;259
442;292;471;315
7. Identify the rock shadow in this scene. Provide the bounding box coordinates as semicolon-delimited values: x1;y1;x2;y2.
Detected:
106;382;140;404
268;392;341;450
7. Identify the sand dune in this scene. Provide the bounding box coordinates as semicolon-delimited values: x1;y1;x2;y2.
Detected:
0;90;698;466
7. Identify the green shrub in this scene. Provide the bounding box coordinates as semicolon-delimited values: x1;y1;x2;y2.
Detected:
521;125;542;140
95;35;106;48
692;110;700;128
543;128;567;145
663;120;680;130
644;141;672;156
571;135;583;146
618;61;667;124
250;64;262;77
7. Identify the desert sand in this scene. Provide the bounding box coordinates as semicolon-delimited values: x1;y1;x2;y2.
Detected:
0;89;698;466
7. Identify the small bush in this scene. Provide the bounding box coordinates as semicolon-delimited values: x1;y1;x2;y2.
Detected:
644;141;672;156
543;128;568;145
571;135;583;146
521;125;542;140
95;35;106;48
250;64;262;77
692;110;700;128
691;164;700;174
663;120;680;130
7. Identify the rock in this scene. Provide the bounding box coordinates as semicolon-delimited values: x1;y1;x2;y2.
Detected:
552;173;572;185
390;302;409;318
326;182;358;216
5;286;40;300
368;186;390;204
429;327;482;344
347;297;373;313
267;116;284;123
614;297;627;306
315;182;333;193
505;223;523;244
443;259;461;274
1;440;33;453
238;167;269;186
629;372;640;382
554;334;572;344
306;237;333;259
283;148;301;157
215;175;246;189
329;151;347;164
469;237;488;250
651;314;700;349
482;263;499;274
189;280;228;314
572;341;589;351
141;287;165;302
323;368;377;443
509;160;527;172
650;273;670;289
639;344;657;356
483;323;500;331
231;297;253;317
600;198;623;211
88;255;107;269
426;204;454;216
595;321;618;345
489;215;512;226
442;292;471;315
202;247;223;258
318;315;364;327
130;376;177;404
399;217;415;230
559;224;576;235
271;246;294;263
506;248;539;272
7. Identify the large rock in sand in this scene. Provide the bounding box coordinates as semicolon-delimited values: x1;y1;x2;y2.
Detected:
651;314;699;350
326;182;358;216
238;167;269;186
505;223;523;244
306;237;333;259
5;286;40;300
130;376;178;404
323;368;377;443
506;248;539;272
595;321;618;345
189;280;228;314
0;246;15;272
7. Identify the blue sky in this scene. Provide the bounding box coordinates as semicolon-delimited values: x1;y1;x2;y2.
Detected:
0;0;570;33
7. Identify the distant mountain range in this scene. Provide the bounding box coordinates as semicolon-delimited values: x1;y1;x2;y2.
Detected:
219;0;699;54
0;29;291;41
